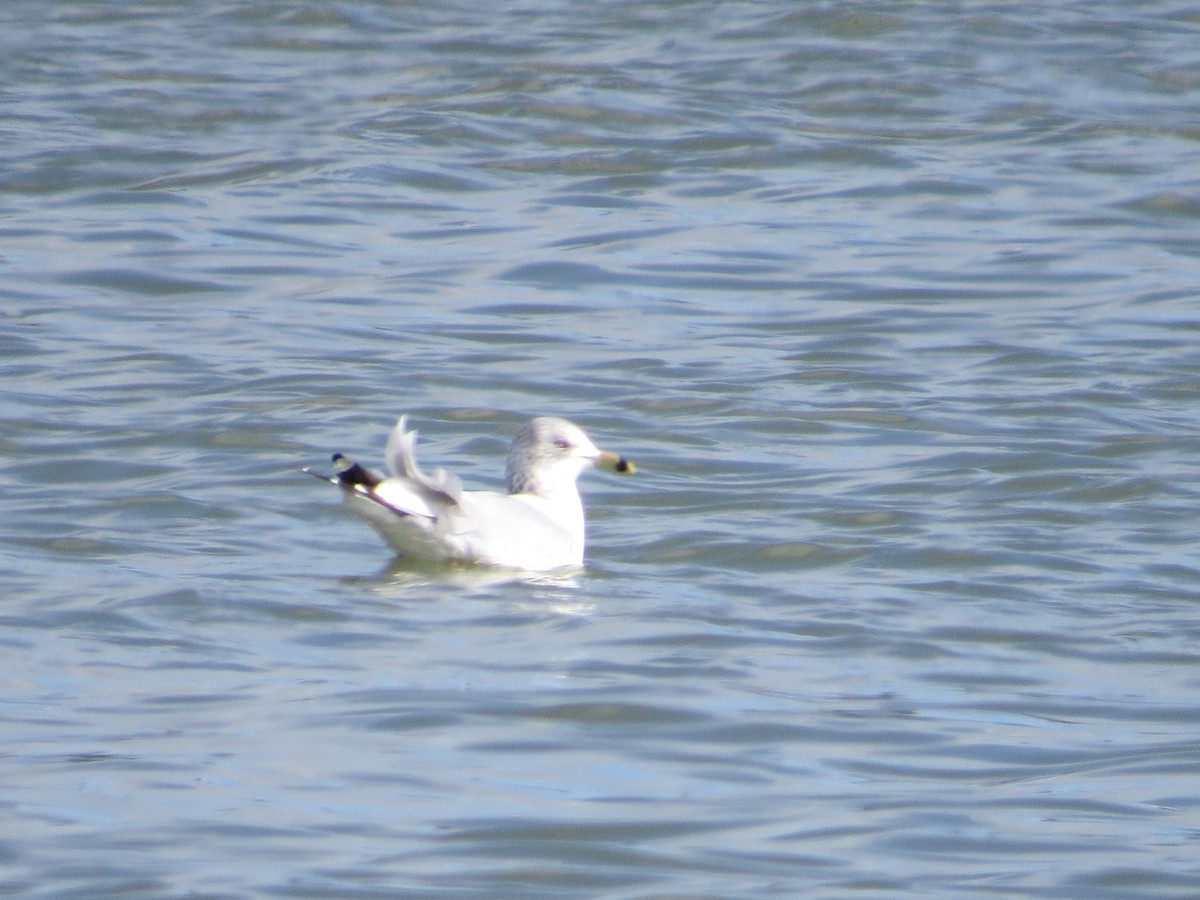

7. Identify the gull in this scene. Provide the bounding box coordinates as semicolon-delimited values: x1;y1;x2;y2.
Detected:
308;416;635;571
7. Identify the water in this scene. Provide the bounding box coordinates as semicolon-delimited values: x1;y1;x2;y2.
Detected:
3;2;1200;897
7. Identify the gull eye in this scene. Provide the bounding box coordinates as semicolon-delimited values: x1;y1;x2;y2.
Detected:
553;438;572;450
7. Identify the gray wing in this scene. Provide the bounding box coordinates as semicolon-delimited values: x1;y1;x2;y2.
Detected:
384;416;463;510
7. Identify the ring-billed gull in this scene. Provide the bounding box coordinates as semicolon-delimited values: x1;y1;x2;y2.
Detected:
308;416;635;570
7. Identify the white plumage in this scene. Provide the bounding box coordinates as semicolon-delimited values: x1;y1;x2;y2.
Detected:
311;416;634;571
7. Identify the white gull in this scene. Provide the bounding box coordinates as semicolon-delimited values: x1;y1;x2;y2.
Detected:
309;416;634;571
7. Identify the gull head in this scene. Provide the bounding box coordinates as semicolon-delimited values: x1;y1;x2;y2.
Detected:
506;417;635;498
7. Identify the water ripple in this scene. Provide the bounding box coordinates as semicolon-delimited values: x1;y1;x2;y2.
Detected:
4;1;1200;897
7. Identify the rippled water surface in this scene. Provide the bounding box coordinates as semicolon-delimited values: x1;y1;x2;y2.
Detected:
4;2;1200;897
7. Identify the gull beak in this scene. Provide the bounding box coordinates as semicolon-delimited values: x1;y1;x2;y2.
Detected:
596;450;636;474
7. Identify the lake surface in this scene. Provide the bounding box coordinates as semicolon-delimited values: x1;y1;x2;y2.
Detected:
4;2;1200;897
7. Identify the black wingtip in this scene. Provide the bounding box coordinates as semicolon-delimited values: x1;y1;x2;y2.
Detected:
331;453;383;489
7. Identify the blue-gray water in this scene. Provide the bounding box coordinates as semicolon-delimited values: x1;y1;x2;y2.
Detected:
4;2;1200;898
